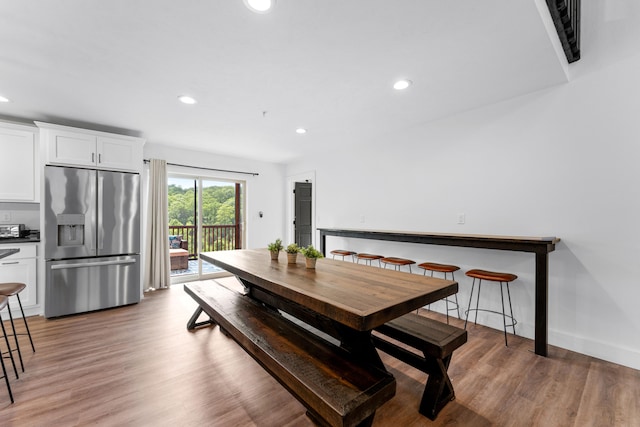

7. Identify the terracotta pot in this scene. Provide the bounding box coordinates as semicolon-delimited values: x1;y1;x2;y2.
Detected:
287;253;298;264
270;251;279;260
305;257;317;269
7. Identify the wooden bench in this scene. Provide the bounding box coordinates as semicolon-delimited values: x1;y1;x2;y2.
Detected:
184;282;396;427
372;313;467;420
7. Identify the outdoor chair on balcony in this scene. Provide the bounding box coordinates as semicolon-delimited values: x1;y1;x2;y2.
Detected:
169;235;189;270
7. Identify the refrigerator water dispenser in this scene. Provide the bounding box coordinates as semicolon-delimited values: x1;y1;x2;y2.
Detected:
57;214;85;247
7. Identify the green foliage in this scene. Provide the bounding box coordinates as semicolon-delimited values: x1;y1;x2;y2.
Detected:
285;243;300;254
268;238;284;252
168;184;236;226
300;245;324;259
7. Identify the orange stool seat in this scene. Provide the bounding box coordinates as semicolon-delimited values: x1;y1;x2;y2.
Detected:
0;283;25;297
464;269;518;346
465;269;517;283
417;262;460;274
380;257;415;272
330;250;356;261
417;262;461;322
355;253;384;267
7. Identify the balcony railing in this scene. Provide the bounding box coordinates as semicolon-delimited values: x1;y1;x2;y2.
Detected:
169;224;241;259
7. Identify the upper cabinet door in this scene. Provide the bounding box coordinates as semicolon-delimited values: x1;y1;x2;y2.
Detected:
0;123;39;202
97;136;143;172
47;129;97;167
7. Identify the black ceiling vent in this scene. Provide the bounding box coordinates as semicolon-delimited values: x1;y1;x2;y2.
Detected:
546;0;580;63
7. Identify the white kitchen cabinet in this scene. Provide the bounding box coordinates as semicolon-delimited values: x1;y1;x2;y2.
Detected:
0;122;39;202
42;127;96;168
36;122;144;172
97;135;143;171
0;244;38;314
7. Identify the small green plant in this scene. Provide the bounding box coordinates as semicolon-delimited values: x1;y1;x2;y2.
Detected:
300;245;324;259
285;243;300;254
267;238;284;252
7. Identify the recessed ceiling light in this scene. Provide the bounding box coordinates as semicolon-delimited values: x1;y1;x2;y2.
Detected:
244;0;275;13
296;128;307;134
0;95;9;103
393;79;412;90
178;95;197;105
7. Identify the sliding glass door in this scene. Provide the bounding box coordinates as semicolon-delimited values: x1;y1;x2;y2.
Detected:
168;174;244;281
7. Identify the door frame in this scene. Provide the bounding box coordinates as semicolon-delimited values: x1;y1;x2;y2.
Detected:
167;171;246;284
287;171;316;248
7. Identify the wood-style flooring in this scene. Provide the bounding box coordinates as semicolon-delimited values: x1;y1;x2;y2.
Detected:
1;278;638;426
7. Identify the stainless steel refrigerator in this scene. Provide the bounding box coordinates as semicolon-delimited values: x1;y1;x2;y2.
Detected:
44;165;141;318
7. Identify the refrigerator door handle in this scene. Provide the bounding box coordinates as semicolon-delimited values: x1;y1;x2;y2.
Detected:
97;172;103;251
50;259;137;270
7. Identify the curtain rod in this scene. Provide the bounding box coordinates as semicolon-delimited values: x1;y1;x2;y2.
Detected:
143;159;259;176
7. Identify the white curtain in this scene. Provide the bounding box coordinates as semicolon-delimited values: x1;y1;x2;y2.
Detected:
144;159;170;291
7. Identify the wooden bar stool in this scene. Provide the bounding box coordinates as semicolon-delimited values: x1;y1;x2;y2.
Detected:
355;253;384;267
380;257;415;273
464;269;518;346
330;250;356;262
0;296;16;403
417;262;461;324
0;283;36;373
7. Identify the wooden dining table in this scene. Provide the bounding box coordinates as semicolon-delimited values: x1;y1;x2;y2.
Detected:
200;248;458;369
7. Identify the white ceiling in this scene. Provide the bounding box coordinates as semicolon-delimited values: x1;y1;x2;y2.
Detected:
0;1;568;163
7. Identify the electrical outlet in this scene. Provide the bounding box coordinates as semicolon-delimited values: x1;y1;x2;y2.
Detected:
457;213;465;225
0;211;11;222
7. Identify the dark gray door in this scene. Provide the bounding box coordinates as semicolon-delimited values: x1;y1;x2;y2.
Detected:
294;182;312;247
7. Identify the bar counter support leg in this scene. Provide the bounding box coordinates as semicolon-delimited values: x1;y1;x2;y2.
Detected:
535;252;549;357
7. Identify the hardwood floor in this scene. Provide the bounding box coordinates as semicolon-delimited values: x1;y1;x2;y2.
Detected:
1;278;638;426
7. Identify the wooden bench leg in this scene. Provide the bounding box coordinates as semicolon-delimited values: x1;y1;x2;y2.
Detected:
186;306;216;330
419;354;455;420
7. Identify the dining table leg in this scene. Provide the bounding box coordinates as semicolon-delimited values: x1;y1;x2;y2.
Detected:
334;324;386;370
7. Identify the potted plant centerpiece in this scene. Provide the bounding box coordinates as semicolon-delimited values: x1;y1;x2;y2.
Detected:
267;238;283;260
285;243;300;264
300;244;324;269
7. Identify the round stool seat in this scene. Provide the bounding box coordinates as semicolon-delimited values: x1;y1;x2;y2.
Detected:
355;253;383;261
330;250;356;256
330;249;356;262
466;269;517;282
0;283;27;297
355;253;384;267
381;257;415;267
380;257;415;273
418;262;460;274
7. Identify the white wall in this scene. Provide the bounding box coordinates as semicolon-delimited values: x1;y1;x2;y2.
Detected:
286;3;640;370
143;143;287;250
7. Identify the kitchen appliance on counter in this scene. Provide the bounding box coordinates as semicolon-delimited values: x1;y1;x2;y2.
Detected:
0;224;28;239
44;166;140;318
